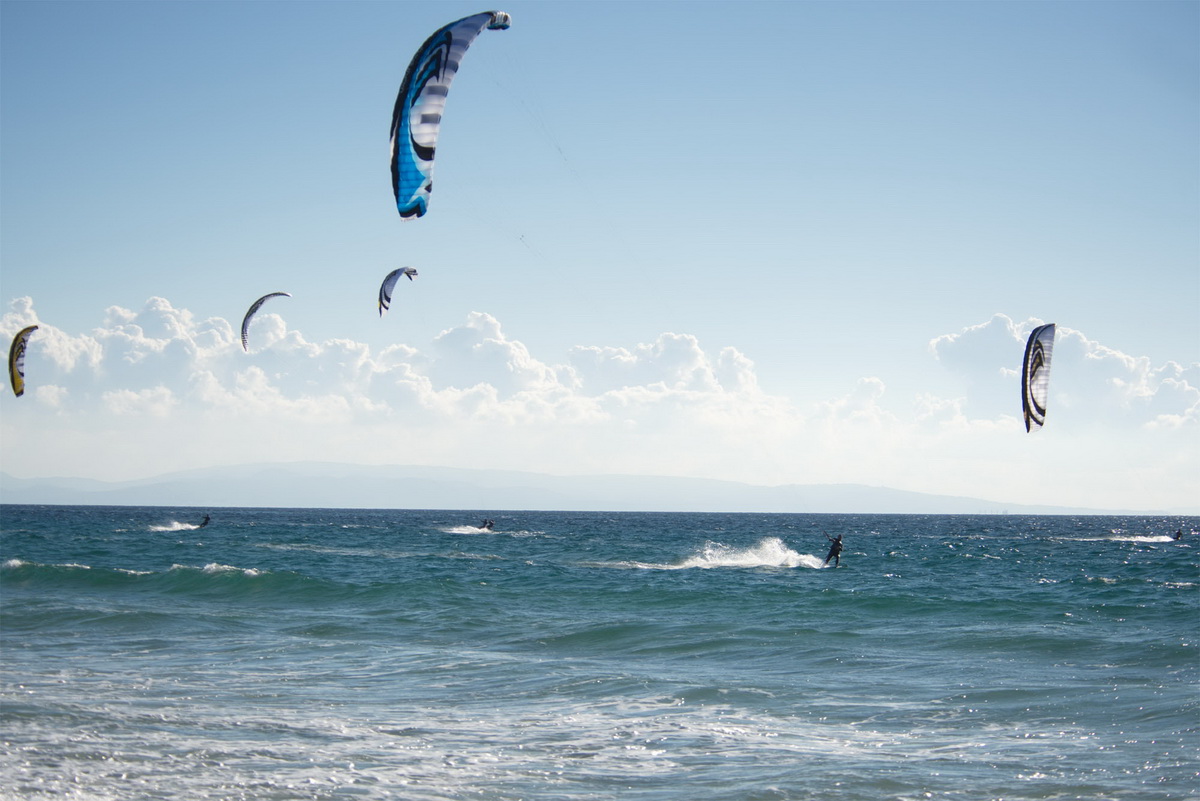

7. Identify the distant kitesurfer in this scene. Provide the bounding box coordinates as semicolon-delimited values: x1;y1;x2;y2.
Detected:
1173;529;1183;541
480;519;494;531
198;514;211;529
823;532;843;567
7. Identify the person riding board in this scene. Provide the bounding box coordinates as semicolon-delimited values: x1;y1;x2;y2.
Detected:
823;532;843;567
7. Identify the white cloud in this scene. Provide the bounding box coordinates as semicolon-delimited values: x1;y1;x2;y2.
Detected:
429;312;564;396
32;384;69;409
568;332;723;394
103;386;177;417
930;313;1200;431
2;298;1196;510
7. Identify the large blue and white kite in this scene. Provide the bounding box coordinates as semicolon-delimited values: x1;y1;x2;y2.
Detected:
390;11;511;220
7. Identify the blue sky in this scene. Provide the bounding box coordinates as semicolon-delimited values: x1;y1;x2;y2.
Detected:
2;0;1197;511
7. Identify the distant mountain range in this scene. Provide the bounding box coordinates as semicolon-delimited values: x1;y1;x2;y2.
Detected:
0;462;1183;515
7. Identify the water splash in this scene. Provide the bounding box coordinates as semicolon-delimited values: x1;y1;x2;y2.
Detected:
149;521;200;532
675;537;823;569
442;525;497;535
599;537;825;570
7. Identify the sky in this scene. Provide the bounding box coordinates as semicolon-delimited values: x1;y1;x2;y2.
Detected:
1;0;1197;512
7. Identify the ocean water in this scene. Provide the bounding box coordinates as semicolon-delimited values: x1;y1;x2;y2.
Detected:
1;505;1196;801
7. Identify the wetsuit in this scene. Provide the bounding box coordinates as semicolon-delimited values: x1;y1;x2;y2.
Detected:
824;534;843;567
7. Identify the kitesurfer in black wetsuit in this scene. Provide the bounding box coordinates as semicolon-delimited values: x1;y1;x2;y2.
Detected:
198;514;211;529
1174;529;1184;541
823;533;843;567
480;519;494;531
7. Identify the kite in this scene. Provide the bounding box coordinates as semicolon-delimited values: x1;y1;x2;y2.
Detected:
379;267;418;316
7;325;38;397
390;10;511;219
241;293;291;351
1021;323;1056;432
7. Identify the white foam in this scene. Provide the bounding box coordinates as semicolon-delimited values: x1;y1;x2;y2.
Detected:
202;562;263;577
149;521;200;532
1;559;97;571
442;525;495;535
167;562;264;578
678;537;818;569
1066;535;1179;543
600;537;825;571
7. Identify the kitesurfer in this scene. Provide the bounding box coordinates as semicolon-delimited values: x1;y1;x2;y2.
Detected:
1173;529;1183;541
198;514;211;529
823;533;843;567
480;519;494;531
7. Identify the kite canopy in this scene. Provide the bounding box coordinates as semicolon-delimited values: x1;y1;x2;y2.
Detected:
390;11;511;220
241;293;291;351
379;267;418;316
8;325;38;397
1021;323;1056;432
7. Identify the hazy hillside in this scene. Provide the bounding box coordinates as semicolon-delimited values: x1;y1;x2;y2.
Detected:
0;463;1173;514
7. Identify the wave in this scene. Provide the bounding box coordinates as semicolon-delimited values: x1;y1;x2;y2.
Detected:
178;562;265;578
148;521;202;532
599;537;825;570
1;558;331;601
5;558;100;575
1062;534;1182;543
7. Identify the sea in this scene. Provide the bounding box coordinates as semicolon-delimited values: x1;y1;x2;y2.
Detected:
0;505;1196;801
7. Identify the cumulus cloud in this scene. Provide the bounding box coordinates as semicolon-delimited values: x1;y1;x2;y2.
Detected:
930;313;1199;430
2;298;1196;510
569;332;724;394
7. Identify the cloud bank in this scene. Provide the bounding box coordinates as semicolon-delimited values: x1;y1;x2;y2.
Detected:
3;299;1196;511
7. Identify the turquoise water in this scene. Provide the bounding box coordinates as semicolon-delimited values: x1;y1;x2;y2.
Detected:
1;505;1196;800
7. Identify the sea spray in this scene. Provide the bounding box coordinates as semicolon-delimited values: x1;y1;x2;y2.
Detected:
149;520;203;532
674;536;823;569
